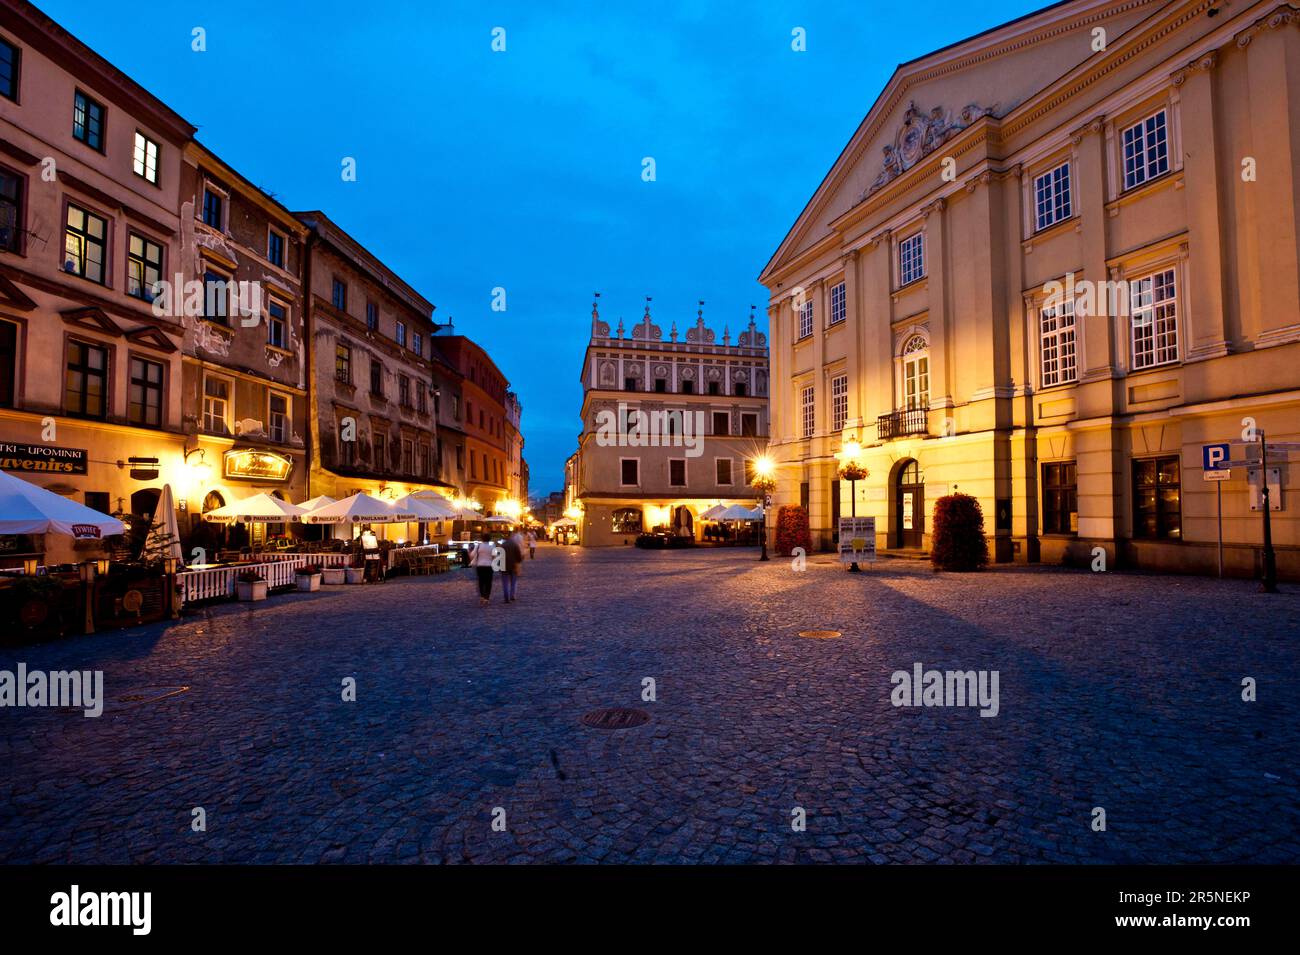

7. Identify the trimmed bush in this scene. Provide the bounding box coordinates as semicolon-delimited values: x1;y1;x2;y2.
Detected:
930;494;990;571
775;505;812;558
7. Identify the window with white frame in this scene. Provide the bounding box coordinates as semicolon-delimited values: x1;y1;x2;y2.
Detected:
1130;268;1178;369
898;232;925;286
1122;110;1169;190
268;391;290;443
831;373;848;432
800;385;815;438
901;335;929;409
132;132;159;184
797;299;813;339
829;281;846;326
1039;297;1078;387
1034;162;1072;231
202;374;231;434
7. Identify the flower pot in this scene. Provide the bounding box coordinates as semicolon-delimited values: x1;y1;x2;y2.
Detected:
321;568;346;585
344;567;364;585
236;580;268;602
295;573;321;592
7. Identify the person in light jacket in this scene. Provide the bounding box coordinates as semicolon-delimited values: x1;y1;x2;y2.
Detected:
467;532;498;607
526;529;537;559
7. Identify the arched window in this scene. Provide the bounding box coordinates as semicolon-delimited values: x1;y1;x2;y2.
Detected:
901;335;930;409
612;507;642;534
202;490;225;513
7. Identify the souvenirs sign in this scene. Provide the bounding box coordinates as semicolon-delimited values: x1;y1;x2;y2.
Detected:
0;442;88;475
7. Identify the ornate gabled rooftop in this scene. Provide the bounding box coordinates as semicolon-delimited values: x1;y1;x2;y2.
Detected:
586;294;768;356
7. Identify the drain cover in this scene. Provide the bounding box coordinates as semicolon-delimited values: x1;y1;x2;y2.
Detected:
798;629;842;639
581;707;651;729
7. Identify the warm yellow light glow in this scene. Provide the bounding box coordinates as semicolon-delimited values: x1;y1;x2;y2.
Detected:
753;454;775;479
496;498;522;519
842;439;862;460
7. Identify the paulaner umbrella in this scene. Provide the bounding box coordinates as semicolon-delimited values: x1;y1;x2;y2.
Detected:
0;471;125;538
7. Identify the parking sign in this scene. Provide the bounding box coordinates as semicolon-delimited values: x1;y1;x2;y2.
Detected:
1203;443;1230;472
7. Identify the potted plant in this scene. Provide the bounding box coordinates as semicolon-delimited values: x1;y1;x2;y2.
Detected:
294;563;323;592
235;569;268;601
321;564;346;585
343;564;365;585
930;493;991;572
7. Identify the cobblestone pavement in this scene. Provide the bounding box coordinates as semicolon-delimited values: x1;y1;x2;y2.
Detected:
1;545;1297;864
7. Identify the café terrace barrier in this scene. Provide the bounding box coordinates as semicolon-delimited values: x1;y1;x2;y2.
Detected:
176;554;353;604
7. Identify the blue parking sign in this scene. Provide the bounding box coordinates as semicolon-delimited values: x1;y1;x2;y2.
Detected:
1203;443;1230;471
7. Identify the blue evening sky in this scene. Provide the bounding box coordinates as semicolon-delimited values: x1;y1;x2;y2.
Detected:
39;0;1044;493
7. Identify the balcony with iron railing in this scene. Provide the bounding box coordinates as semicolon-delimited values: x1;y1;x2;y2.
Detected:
876;404;929;440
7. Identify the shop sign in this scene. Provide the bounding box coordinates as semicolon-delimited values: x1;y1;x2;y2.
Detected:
0;442;88;475
223;448;293;482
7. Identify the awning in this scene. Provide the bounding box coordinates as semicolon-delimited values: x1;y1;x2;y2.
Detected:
204;492;306;524
301;492;417;524
0;470;125;538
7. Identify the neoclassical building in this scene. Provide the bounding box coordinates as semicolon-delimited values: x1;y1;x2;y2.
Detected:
570;297;770;546
761;0;1300;578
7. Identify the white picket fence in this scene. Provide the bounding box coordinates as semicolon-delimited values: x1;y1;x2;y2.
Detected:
177;555;353;605
249;552;353;567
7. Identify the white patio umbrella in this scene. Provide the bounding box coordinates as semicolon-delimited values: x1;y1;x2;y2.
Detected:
483;515;513;525
204;492;305;524
699;504;728;520
717;504;763;521
552;517;577;528
392;493;460;520
300;492;416;524
140;483;183;563
0;470;125;538
297;494;336;512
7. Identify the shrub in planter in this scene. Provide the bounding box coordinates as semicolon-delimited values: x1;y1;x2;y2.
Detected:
235;570;268;601
930;494;990;571
295;564;323;592
775;506;812;559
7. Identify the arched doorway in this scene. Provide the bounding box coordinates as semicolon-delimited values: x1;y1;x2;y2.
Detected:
895;459;924;548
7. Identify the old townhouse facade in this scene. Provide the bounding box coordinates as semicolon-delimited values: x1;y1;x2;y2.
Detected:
428;343;467;496
0;0;194;564
178;142;309;544
505;390;525;502
433;334;512;510
297;211;448;508
570;299;771;546
761;0;1300;578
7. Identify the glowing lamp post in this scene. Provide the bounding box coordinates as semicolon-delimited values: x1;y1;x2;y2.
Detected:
751;454;777;562
836;439;869;573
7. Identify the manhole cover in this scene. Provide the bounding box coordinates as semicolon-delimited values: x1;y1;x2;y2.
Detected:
798;629;842;639
581;707;651;729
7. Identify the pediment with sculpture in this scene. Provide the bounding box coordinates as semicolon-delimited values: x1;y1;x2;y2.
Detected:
869;101;996;194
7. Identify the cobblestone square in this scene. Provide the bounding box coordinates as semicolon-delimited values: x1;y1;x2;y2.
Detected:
1;546;1297;864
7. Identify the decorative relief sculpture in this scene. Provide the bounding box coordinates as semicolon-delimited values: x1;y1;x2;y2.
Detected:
868;101;996;194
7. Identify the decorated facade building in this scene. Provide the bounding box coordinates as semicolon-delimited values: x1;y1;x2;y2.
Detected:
761;0;1300;578
177;142;310;545
570;297;770;546
0;0;195;565
432;334;513;512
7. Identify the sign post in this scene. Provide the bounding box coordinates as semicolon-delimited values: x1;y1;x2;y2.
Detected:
1202;443;1230;578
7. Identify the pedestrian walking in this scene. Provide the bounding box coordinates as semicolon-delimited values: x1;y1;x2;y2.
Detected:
501;529;524;603
526;529;537;559
468;532;497;607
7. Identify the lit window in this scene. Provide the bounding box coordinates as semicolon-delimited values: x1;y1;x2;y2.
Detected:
202;376;230;434
126;233;162;301
797;299;813;339
64;204;107;283
901;336;929;409
132;132;159;184
801;385;815;438
268;392;290;443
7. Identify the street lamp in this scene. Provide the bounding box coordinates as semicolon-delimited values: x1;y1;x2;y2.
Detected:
836;438;869;573
751;454;776;562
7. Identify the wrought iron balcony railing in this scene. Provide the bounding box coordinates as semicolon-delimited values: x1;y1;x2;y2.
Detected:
876;404;929;440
